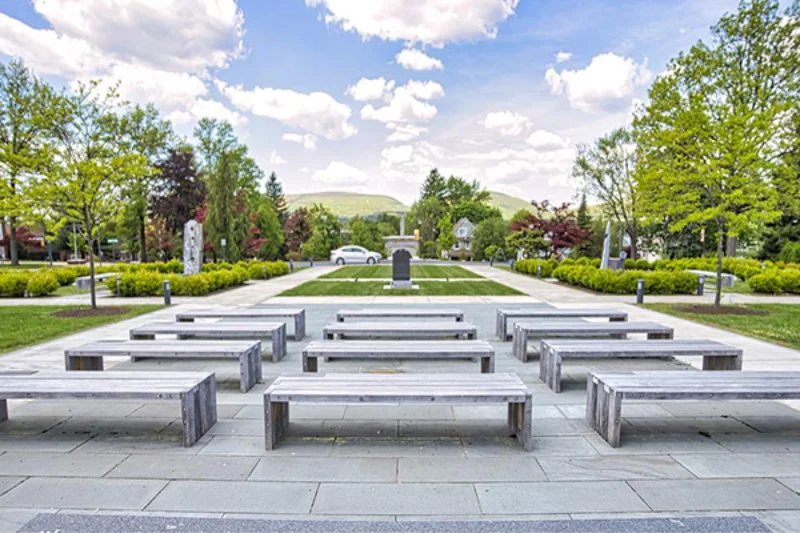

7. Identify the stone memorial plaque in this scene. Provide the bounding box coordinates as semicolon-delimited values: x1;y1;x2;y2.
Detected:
183;220;203;275
390;249;413;288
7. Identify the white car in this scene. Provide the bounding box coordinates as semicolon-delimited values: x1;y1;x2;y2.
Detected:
330;246;382;265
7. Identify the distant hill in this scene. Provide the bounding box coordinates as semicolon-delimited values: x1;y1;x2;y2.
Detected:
285;192;408;218
488;191;532;219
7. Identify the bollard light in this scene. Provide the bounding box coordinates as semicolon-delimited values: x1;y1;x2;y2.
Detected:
698;275;705;296
115;277;121;297
289;260;295;273
163;279;171;306
636;278;644;304
537;264;542;279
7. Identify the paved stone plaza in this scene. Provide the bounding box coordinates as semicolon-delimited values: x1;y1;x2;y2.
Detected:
0;266;799;532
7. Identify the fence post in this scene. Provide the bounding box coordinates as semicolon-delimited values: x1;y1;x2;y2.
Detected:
636;278;644;304
697;274;705;296
163;279;171;306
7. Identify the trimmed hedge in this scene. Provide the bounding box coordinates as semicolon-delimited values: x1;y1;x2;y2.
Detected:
0;271;61;297
552;265;697;294
514;258;558;278
748;269;800;294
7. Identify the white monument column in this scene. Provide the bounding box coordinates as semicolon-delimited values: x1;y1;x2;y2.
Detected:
183;220;203;275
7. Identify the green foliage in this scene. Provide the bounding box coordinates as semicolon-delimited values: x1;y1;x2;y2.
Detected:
349;216;387;255
778;242;800;264
573;193;594;258
408;196;448;251
43;267;78;286
514;258;558;278
303;204;343;259
505;229;547;258
25;271;59;296
252;198;283;260
748;269;800;294
265;172;288;224
0;272;32;297
552;265;697;294
471;217;508;261
436;217;455;256
451;200;502;225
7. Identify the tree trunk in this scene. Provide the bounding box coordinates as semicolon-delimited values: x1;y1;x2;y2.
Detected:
139;215;147;263
629;224;638;260
88;236;97;310
8;218;18;266
715;222;724;308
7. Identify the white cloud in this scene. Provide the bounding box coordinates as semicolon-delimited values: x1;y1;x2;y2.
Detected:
526;130;569;151
545;53;652;113
555;51;572;63
305;0;518;46
483;111;531;136
386;124;428;142
361;85;438;124
396;48;443;70
268;151;287;165
185;98;247;126
380;141;444;185
282;133;318;151
215;81;358;140
380;145;415;169
403;80;445;100
345;77;395;101
312;161;368;184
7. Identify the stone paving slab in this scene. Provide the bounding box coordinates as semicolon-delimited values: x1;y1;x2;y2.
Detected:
75;433;206;455
249;457;396;482
343;406;456;421
200;437;334;457
399;457;546;482
629;479;800;511
313;483;480;515
290;420;399;439
0;434;89;453
466;436;596;458
475;481;649;514
0;452;126;478
585;434;727;455
706;433;800;453
398;420;509;438
106;454;259;481
147;480;317;514
16;513;773;533
537;455;694;481
330;438;464;458
0;479;24;498
234;404;347;420
674;453;800;478
777;478;800;492
0;478;167;510
752;510;800;533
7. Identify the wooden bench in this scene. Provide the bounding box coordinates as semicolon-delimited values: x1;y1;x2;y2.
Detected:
496;307;626;340
323;321;477;340
302;340;495;373
130;322;287;362
75;272;118;290
0;371;216;447
512;321;674;362
264;373;532;451
495;302;555;340
540;339;743;392
336;308;464;322
176;308;306;340
587;371;800;448
65;340;262;392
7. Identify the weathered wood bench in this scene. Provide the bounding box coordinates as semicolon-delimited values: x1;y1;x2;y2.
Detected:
496;307;626;340
587;371;800;448
264;373;532;451
302;340;495;373
512;321;674;362
65;340;262;392
129;322;287;361
0;371;216;447
176;308;306;340
687;269;736;288
336;308;464;322
323;321;477;340
75;272;118;290
540;339;743;393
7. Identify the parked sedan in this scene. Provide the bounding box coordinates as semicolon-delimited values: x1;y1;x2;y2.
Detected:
330;246;382;265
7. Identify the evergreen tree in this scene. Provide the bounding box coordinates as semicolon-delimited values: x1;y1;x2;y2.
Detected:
420;168;446;201
574;192;594;257
265;171;288;224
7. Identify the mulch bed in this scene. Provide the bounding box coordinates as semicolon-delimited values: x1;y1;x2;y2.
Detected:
53;307;131;318
674;305;770;316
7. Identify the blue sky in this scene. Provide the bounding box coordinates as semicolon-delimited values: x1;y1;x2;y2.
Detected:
0;0;741;205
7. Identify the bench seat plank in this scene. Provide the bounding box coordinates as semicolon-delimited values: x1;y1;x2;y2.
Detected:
0;371;216;447
302;340;494;373
587;371;800;448
65;341;262;392
264;373;532;451
130;322;286;362
323;321;477;340
539;339;743;392
496;307;626;340
176;308;306;340
336;308;464;322
512;321;674;362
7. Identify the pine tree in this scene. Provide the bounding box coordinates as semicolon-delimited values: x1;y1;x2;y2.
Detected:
266;172;288;225
575;192;593;257
420;168;446;201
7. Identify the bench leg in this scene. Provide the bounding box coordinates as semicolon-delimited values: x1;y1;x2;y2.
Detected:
585;376;598;430
480;356;494;374
647;332;673;340
594;385;609;442
303;355;318;373
336;315;344;322
610;316;627;322
606;390;623;448
180;379;217;447
456;314;464;322
239;349;261;392
508;399;533;451
495;312;504;341
177;317;194;323
512;328;526;362
0;400;7;423
703;355;742;371
264;399;290;450
295;311;306;341
66;356;104;371
271;324;287;362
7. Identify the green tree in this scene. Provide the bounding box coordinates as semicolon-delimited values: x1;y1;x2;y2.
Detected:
350;216;386;254
31;82;149;308
635;0;797;305
303;204;342;259
443;175;490;206
451;200;502;225
251;196;283;259
436;217;455;258
573;192;594;257
761;110;800;259
0;59;57;265
472;217;508;261
407;196;448;257
420;168;446;201
265;171;288;225
573;128;642;258
284;207;313;254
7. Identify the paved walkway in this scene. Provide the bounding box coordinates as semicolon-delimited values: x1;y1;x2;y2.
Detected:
0;266;798;531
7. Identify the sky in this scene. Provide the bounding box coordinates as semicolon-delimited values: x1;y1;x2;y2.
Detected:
0;0;743;205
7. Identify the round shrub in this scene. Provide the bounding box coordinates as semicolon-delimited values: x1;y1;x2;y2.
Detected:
748;272;785;294
44;267;79;286
0;272;30;297
26;272;60;297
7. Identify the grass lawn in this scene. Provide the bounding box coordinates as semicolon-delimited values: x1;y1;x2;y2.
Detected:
321;265;483;279
645;303;800;350
722;279;754;294
279;280;522;296
0;305;163;354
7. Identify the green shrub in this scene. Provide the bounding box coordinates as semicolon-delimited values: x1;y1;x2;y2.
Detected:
26;272;60;297
749;269;800;294
0;272;30;297
44;267;79;286
552;265;697;294
514;258;557;278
